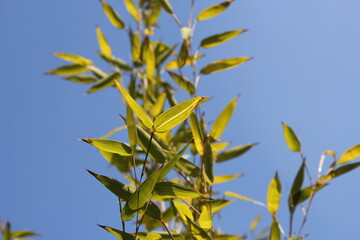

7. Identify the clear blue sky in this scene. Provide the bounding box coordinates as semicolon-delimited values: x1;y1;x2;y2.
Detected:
1;0;360;239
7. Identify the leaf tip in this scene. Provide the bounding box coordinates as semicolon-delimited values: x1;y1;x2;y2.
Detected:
81;138;92;144
86;169;98;177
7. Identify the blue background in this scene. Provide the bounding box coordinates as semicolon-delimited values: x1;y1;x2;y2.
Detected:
1;0;360;239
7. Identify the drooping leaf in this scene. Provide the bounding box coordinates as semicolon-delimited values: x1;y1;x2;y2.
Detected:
177;41;189;69
267;172;281;215
101;1;125;29
318;162;360;183
201;30;246;48
337;144;360;164
216;143;257;162
64;75;97;84
96;26;112;57
54;52;93;65
204;139;214;183
200;57;252;74
146;1;162;27
196;0;234;21
224;192;266;207
159;0;173;14
213;174;243;184
153;182;206;200
114;81;154;129
82;138;132;156
47;64;88;75
211;142;230;152
98;225;135;240
189;113;204;156
250;214;262;232
153;96;204;132
124;0;140;22
130;30;141;62
167;71;196;94
199;205;212;230
210;96;238;139
269;220;280;240
86;71;121;94
282;122;301;152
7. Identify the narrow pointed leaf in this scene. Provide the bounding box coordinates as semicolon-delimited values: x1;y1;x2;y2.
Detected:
87;65;107;78
11;230;39;238
54;52;93;65
146;233;162;240
159;0;173;14
100;125;127;139
167;71;195;94
199;205;212;230
99;53;132;71
189;113;204;156
292;184;327;207
204;140;214;183
250;214;262;232
211;199;234;213
165;54;203;70
153;182;206;200
124;0;140;22
96;26;112;57
211;142;230;152
114;81;154;129
289;164;304;212
269;220;280;240
2;222;11;240
86;71;121;94
216;143;257;162
138;232;185;240
147;1;162;27
151;92;167;117
82;138;132;156
126;106;138;151
99;150;132;172
173;201;194;222
101;1;125;29
224;191;266;207
318;162;360;183
210;96;238;139
158;143;189;181
200;57;252;75
196;0;234;21
131;31;141;62
143;37;156;77
137;126;167;163
214;234;246;240
154;96;204;132
47;64;88;75
186;217;211;240
177;41;189;68
267;172;281;214
213;174;243;184
201;30;246;48
98;225;135;240
337;143;360;164
282;122;301;152
64;75;97;84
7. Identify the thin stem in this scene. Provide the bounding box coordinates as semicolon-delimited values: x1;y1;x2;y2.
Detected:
289;212;293;237
161;220;176;240
188;0;195;27
297;185;316;238
300;151;313;186
140;130;154;182
135;193;154;236
118;197;126;232
179;198;201;215
171;13;182;27
132;154;139;186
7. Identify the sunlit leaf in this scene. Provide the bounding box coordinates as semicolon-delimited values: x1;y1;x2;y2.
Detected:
151;92;167;118
98;225;135;240
96;26;112;57
292;184;327;207
177;41;189;68
142;37;156;77
196;0;234;21
282;122;301;152
210;96;238;139
64;75;97;84
189;113;204;156
214;234;246;240
211;199;234;213
147;1;162;27
114;81;154;129
87;65;107;78
124;0;140;22
82;138;132;156
199;205;212;230
99;150;132;172
318;162;360;183
11;230;39;238
165;54;203;70
100;125;127;139
211;142;230;152
101;1;125;29
337;143;360;164
267;172;281;215
159;0;173;14
213;174;243;184
167;71;195;94
224;191;266;207
130;30;141;62
200;57;252;74
86;71;121;94
146;233;162;240
173;201;194;221
137;232;185;240
47;64;88;75
216;143;257;163
250;214;262;232
99;53;132;71
153;182;206;200
269;220;280;240
158;143;189;181
201;30;246;48
186;217;211;240
54;52;93;65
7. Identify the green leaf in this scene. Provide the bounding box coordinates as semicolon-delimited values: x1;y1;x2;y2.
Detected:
224;191;266;207
292;184;326;207
137;126;167;163
87;65;107;78
200;57;252;74
214;234;246;240
201;30;246;48
153;182;206;200
165;54;203;70
289;164;304;212
210;199;234;213
146;233;162;240
189;113;204;156
101;1;125;29
96;26;112;57
98;225;135;240
282;122;301;152
199;205;212;230
151;92;167;118
173;201;194;222
210;96;238;139
124;0;140;22
2;221;11;240
137;232;185;240
82;138;132;156
99;150;132;172
318;162;360;183
54;52;93;65
196;0;234;21
267;172;281;215
249;214;262;232
337;143;360;164
177;41;189;69
126;106;138;151
86;71;121;94
142;37;156;77
64;75;97;84
114;81;154;129
147;1;162;27
153;97;204;132
99;53;132;71
185;217;211;240
159;0;173;14
269;220;280;240
211;142;230;152
158;143;189;181
213;174;243;184
216;143;257;162
47;64;88;75
167;71;195;94
204;140;214;183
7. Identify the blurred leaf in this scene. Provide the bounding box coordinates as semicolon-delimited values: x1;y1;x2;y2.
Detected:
214;234;246;240
199;205;212;230
98;225;135;240
210;96;238;139
151;92;167;117
337;144;360;164
126;106;138;151
177;41;189;68
213;174;243;184
292;184;327;207
99;150;131;172
269;220;280;240
216;143;257;162
100;125;127;139
167;71;195;94
101;1;125;29
224;191;266;207
186;217;211;240
173;201;194;221
250;214;262;232
142;37;156;77
137;232;185;240
99;53;132;71
204;139;214;183
165;54;203;70
146;233;162;240
131;30;141;62
190;113;204;156
158;143;189;181
2;221;11;240
124;0;140;22
147;1;162;27
159;0;173;14
47;64;88;75
289;164;304;212
54;52;93;65
282;122;301;152
211;142;230;152
196;0;234;21
64;75;97;84
318;162;360;183
82;138;132;156
201;30;246;48
86;71;121;94
267;172;281;215
96;26;112;57
200;57;252;74
114;81;154;129
137;126;167;163
153;182;206;200
153;96;204;132
87;65;107;78
211;199;234;213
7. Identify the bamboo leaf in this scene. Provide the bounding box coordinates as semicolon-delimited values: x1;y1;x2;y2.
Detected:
201;30;246;48
158;143;189;181
126;106;138;151
47;64;88;75
337;144;360;164
64;75;97;84
142;37;156;77
216;143;257;163
146;233;162;240
124;0;140;22
177;41;189;69
96;26;112;57
167;71;195;94
81;138;132;156
269;220;280;240
186;217;211;240
2;221;11;240
214;234;246;240
99;150;132;172
224;191;266;207
114;81;154;129
204;139;214;183
101;1;125;29
250;214;262;232
147;1;162;27
151;92;167;118
200;57;252;74
99;53;132;71
196;0;234;21
98;225;135;240
173;201;194;222
213;174;243;184
282;122;301;152
267;172;281;215
211;142;230;152
199;205;212;230
210;199;234;213
86;71;121;94
137;126;167;163
54;52;93;65
153;96;204;132
87;65;107;78
11;230;39;238
130;30;141;62
289;163;304;212
292;184;326;207
210;96;238;139
159;0;173;14
137;232;185;240
189;113;204;156
153;182;206;200
165;54;203;70
318;162;360;183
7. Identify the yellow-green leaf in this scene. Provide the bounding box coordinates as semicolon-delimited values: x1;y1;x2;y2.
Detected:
99;53;132;71
282;122;301;152
224;191;266;207
213;174;243;184
47;64;88;75
199;205;212;230
189;113;204;156
146;233;162;240
200;57;252;75
211;199;234;213
126;106;138;151
267;173;281;215
196;0;234;21
98;225;135;240
269;220;280;240
249;214;262;232
114;81;154;129
204;140;214;183
54;52;93;65
292;184;326;207
173;201;193;222
159;0;173;14
153;182;205;200
210;96;238;139
201;30;246;48
147;1;162;27
153;96;204;132
137;126;167;163
318;162;360;183
216;143;257;162
101;0;125;29
142;37;156;77
337;143;360;164
165;54;203;70
151;92;167;118
177;41;189;68
86;71;121;94
211;142;230;152
214;234;246;240
82;138;132;156
124;0;140;22
11;230;39;239
167;71;195;94
87;65;107;78
131;30;141;62
64;75;97;84
289;164;304;212
96;26;112;57
99;150;132;172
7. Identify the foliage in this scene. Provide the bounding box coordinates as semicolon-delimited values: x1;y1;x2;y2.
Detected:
44;1;360;240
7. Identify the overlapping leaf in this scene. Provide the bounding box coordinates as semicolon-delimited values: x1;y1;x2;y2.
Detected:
200;57;252;74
